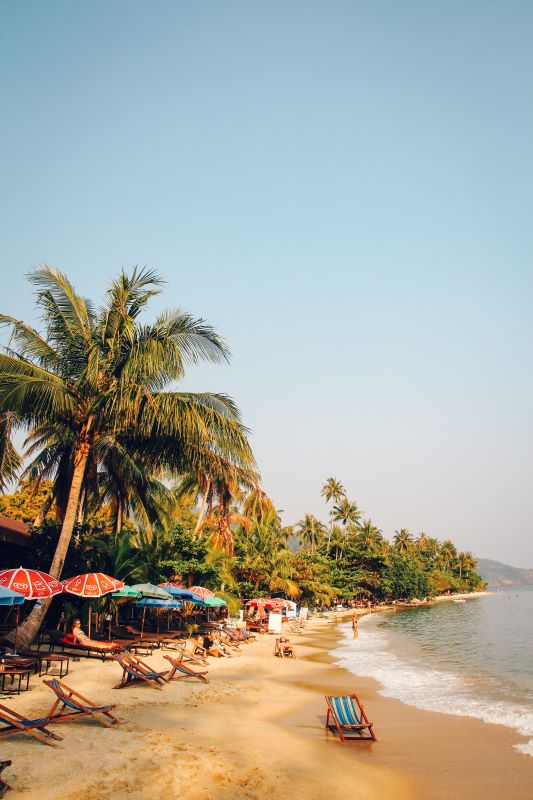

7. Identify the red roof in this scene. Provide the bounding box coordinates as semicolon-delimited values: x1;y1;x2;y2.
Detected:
0;516;30;547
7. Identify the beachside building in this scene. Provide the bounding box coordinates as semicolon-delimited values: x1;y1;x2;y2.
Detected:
0;514;30;569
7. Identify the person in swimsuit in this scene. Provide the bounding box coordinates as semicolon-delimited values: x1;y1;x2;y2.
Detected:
71;619;120;650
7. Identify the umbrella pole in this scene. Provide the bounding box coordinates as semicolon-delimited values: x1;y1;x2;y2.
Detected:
88;602;92;638
141;606;146;636
14;606;19;655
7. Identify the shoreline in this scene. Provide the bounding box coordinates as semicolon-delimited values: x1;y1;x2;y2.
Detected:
307;613;533;800
5;611;533;799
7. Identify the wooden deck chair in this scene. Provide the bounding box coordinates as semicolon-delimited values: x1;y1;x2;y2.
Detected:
325;694;376;742
0;760;12;797
164;642;207;665
0;703;62;747
43;679;123;728
112;651;168;690
163;654;209;683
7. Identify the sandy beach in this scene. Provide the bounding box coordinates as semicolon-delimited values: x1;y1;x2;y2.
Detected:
4;615;533;800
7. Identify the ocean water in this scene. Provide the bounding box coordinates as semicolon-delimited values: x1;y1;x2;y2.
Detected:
332;590;533;756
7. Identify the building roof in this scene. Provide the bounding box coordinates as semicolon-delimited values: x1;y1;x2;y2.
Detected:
0;515;30;547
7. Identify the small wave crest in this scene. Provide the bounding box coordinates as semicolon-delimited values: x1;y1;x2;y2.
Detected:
332;621;533;757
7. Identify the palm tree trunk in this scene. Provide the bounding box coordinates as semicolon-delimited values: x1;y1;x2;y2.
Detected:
33;487;56;527
115;499;123;535
194;480;211;536
14;423;93;648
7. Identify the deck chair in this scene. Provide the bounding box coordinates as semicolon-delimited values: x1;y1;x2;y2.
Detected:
0;703;62;747
163;654;209;683
43;679;123;728
325;694;376;742
112;651;168;690
0;760;11;797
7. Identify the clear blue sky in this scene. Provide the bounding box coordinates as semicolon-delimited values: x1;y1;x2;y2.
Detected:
1;1;532;564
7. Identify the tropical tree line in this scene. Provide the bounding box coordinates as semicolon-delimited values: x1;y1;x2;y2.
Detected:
0;269;484;645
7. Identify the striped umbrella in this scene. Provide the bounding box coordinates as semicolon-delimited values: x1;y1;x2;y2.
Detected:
62;573;124;636
0;567;63;599
62;573;123;597
188;586;215;600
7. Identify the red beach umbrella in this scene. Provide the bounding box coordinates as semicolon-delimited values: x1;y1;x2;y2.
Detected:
62;573;123;597
187;586;215;600
62;573;124;636
0;567;63;599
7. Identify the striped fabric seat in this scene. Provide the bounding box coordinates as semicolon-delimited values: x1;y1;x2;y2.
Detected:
325;693;376;743
43;678;122;727
326;695;361;726
46;680;108;712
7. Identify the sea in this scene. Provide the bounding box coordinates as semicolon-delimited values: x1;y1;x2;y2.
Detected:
332;589;533;756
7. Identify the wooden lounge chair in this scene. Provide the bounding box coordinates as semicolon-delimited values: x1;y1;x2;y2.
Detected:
0;703;62;747
112;651;168;690
163;654;209;683
43;679;123;728
325;694;376;742
42;630;118;662
163;642;207;665
0;760;12;797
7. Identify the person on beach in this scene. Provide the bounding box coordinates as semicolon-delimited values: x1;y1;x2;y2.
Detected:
352;612;358;640
71;619;120;650
275;636;296;658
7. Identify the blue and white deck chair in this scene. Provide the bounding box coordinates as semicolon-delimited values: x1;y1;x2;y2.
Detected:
325;694;376;742
44;679;123;727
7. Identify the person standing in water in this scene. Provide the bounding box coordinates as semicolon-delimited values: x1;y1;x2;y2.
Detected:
352;612;358;640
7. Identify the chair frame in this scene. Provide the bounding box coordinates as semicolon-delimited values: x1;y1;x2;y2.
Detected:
0;703;62;747
112;651;168;690
325;694;376;742
163;654;209;683
43;679;123;728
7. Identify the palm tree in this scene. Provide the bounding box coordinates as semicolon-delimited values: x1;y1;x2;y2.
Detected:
455;551;476;579
321;476;346;550
331;498;362;528
393;528;414;554
436;539;458;572
0;266;255;645
296;514;326;553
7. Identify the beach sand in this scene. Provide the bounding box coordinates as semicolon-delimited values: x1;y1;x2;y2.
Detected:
4;617;533;799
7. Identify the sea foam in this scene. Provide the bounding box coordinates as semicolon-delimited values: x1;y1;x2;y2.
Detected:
332;619;533;757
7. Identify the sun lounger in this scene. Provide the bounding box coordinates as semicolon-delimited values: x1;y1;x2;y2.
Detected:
325;694;376;742
41;630;119;662
0;760;12;797
0;703;62;747
43;679;123;728
163;654;209;683
112;651;168;690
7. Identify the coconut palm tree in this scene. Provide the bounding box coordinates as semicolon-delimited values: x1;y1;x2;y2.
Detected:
0;266;255;645
331;498;362;528
321;476;346;549
393;528;414;553
295;514;326;554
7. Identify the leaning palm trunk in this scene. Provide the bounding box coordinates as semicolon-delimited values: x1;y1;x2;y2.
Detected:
13;429;92;648
33;486;56;527
194;480;211;536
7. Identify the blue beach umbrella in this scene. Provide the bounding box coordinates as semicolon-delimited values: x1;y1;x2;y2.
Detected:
135;596;182;634
0;586;25;606
0;585;25;653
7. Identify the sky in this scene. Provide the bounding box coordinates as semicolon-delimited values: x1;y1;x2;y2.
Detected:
0;1;532;565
